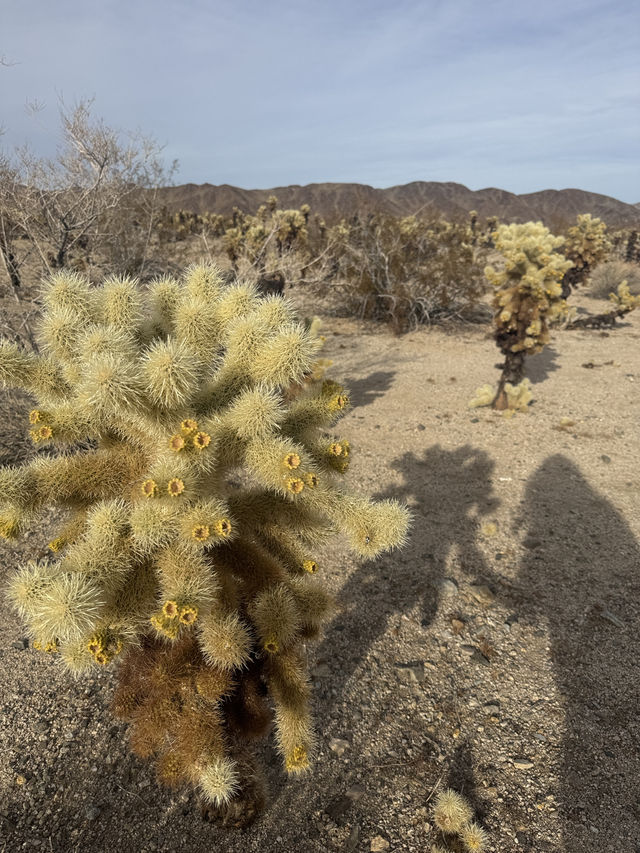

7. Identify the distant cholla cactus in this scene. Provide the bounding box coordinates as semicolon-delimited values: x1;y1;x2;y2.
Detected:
566;280;640;330
473;221;572;411
0;264;409;821
562;213;611;295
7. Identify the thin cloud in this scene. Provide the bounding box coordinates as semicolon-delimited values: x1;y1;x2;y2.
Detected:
0;0;638;201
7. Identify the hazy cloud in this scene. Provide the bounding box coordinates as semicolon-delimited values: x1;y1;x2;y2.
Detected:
1;0;638;200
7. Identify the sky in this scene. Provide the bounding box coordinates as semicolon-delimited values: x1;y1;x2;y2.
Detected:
1;0;639;202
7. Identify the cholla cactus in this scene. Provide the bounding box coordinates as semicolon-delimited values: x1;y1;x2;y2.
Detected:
477;222;572;410
431;788;488;852
566;280;640;330
562;213;611;294
0;264;409;819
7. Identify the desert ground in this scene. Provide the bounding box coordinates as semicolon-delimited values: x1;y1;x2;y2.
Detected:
0;292;638;853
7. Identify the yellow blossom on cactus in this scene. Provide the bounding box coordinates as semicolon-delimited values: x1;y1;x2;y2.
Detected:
95;651;109;665
29;409;42;424
179;605;198;625
162;600;179;620
167;477;185;497
303;472;318;489
87;635;102;654
141;479;158;498
180;418;198;434
48;537;66;553
284;452;301;469
193;431;211;450
192;524;210;542
328;442;342;456
286;477;304;494
302;559;318;574
37;425;53;441
213;518;232;537
169;434;185;452
264;637;279;653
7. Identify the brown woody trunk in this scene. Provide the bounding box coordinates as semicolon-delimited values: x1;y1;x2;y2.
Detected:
492;350;525;410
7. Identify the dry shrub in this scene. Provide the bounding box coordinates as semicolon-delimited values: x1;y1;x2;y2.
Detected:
317;214;488;332
588;259;640;299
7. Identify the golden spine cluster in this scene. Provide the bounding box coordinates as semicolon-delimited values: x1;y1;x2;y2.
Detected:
0;263;409;814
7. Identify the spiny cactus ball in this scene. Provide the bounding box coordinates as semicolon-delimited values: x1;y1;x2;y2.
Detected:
0;263;409;817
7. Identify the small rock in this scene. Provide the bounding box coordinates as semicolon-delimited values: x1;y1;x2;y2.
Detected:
346;784;365;802
513;757;534;770
11;638;29;651
312;662;331;678
345;824;360;851
417;424;426;431
484;704;500;716
470;649;491;666
600;610;624;628
450;618;465;634
370;836;390;852
85;805;101;821
438;578;458;597
395;661;425;683
460;644;477;657
469;584;495;605
329;738;351;757
523;537;543;550
600;454;611;464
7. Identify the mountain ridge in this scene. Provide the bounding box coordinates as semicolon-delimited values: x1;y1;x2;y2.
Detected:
156;181;640;227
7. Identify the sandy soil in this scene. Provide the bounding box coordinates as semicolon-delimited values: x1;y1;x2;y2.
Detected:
0;295;639;853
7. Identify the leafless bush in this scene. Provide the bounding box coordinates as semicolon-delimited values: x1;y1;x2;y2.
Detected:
0;98;177;288
588;260;640;299
312;213;488;331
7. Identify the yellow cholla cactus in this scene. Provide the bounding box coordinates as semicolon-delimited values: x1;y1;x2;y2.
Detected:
0;263;409;819
563;213;611;291
478;222;572;410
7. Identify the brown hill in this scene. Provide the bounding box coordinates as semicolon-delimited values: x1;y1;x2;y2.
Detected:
156;181;640;227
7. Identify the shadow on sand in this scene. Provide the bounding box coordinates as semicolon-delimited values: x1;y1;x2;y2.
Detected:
316;445;499;720
516;454;640;848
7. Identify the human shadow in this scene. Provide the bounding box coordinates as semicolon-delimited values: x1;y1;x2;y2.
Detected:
517;455;640;850
345;370;396;409
315;445;499;720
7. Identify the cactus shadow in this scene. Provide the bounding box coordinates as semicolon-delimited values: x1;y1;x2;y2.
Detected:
345;370;396;409
525;346;560;384
315;445;499;722
516;454;640;848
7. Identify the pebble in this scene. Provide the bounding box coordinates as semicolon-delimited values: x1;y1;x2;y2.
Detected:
329;738;351;756
468;584;495;605
345;824;360;851
513;757;534;769
370;835;390;852
438;578;458;597
395;662;425;683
